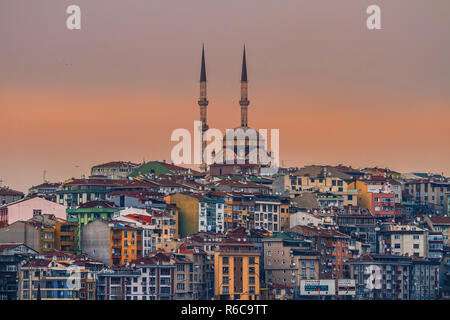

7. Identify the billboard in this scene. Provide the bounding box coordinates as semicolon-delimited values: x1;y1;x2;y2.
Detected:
337;279;356;295
300;280;336;296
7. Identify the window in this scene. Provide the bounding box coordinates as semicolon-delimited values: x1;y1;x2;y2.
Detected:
177;274;185;281
222;257;229;265
176;264;185;272
177;283;185;291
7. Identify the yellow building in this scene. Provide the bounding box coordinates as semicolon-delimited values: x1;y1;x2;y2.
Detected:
224;197;234;233
214;242;260;300
274;166;358;206
166;193;201;238
348;180;371;209
280;199;291;232
151;211;177;250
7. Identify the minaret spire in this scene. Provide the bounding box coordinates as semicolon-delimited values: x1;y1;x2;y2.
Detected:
239;45;250;127
241;45;247;82
200;44;207;82
198;44;208;128
198;44;209;172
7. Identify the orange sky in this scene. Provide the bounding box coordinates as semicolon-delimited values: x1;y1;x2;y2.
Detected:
1;0;449;192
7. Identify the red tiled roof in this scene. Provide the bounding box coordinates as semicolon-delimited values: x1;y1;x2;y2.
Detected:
22;259;52;268
429;216;450;225
0;243;24;250
178;242;207;255
0;187;24;196
124;214;152;225
30;182;61;189
62;178;125;186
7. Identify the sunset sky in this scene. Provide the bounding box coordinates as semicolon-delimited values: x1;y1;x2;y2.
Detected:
1;0;449;192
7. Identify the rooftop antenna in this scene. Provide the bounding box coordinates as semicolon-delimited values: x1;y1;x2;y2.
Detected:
43;170;47;183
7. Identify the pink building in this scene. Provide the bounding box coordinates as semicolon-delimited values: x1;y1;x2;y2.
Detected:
0;196;67;227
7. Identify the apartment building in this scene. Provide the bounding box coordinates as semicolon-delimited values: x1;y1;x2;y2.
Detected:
113;210;156;255
0;215;77;253
177;242;212;299
0;196;66;227
263;233;320;290
0;187;24;207
349;178;400;218
214;241;260;300
272;166;357;206
96;268;142;300
404;178;450;214
289;225;352;279
168;193;217;237
254;197;281;233
425;215;450;246
97;251;196;300
350;254;439;300
56;178;124;207
0;243;37;300
28;182;61;202
90;161;139;180
441;246;450;299
378;224;429;258
151;210;178;250
335;207;377;252
19;256;99;300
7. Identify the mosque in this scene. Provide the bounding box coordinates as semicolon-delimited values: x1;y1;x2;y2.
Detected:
197;45;271;172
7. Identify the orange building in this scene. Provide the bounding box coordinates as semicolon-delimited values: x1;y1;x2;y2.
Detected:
280;198;291;232
110;224;139;266
214;241;261;300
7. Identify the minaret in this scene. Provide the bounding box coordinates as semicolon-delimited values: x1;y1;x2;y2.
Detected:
198;45;208;171
239;45;250;128
198;44;209;130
